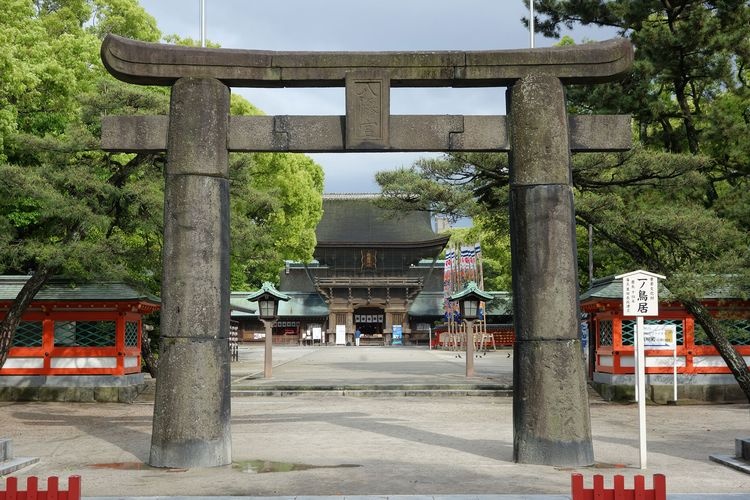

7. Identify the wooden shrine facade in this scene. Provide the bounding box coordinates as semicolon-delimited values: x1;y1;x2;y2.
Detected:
581;276;750;401
0;277;159;377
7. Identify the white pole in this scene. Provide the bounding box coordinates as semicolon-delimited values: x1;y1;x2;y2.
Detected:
529;1;535;48
636;315;647;469
633;320;639;402
200;0;206;47
673;338;678;402
429;326;432;351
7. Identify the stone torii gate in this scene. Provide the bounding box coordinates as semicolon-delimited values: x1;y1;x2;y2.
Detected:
100;34;633;468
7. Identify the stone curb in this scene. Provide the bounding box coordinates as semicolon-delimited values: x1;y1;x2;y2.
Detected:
230;389;513;397
709;454;750;475
0;456;40;476
82;495;750;500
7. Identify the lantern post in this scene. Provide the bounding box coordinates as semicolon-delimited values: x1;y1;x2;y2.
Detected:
247;282;290;378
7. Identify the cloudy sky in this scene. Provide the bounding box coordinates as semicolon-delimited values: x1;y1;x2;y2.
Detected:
137;0;615;193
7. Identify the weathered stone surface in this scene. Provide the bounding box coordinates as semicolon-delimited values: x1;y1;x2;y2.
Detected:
105;114;630;153
167;78;229;177
509;76;571;185
569;115;631;152
346;70;390;149
509;185;579;341
508;75;592;466
102;34;633;87
101;115;168;152
513;339;593;466
161;174;230;340
150;338;231;467
152;77;231;468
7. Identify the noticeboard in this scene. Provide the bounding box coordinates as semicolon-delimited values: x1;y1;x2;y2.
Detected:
643;324;677;349
392;325;403;345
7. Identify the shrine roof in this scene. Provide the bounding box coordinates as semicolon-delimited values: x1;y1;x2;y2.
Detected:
316;195;449;248
581;275;750;303
409;291;512;317
230;291;328;318
580;275;673;302
0;276;159;304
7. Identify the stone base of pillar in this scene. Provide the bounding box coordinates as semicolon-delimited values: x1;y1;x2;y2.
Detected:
513;338;594;466
149;338;231;468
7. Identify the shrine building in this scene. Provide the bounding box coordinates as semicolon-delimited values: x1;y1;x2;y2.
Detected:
0;276;159;401
232;194;512;346
582;275;750;402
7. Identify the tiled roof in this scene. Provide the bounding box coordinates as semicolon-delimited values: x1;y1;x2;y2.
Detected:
229;292;257;316
0;276;159;303
230;291;328;318
409;291;512;317
580;275;672;302
316;195;446;246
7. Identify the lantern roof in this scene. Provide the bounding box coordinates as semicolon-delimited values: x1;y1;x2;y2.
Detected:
448;281;494;302
246;281;290;303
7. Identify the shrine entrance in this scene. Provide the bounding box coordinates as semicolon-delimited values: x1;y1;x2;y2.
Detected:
100;34;634;469
354;307;384;344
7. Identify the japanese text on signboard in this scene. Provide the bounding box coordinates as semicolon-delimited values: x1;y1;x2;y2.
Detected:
622;274;659;316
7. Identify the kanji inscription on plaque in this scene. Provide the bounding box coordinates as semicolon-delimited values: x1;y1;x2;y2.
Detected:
345;71;390;149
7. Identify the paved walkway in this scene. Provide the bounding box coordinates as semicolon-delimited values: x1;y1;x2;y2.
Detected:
229;345;513;394
2;346;749;499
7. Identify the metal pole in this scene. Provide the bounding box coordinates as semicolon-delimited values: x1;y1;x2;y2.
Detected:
466;319;475;377
200;0;206;47
263;319;273;378
529;0;535;48
636;315;647;469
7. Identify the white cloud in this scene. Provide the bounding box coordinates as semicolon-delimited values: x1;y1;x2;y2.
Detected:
137;0;616;193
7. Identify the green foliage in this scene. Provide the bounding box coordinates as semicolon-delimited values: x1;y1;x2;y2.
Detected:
229;152;323;289
376;153;512;289
0;0;323;296
89;0;160;41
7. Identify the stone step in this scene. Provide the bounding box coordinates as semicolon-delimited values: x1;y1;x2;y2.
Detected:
709;437;750;475
0;438;10;461
231;388;513;397
0;456;40;476
737;437;750;460
0;438;40;475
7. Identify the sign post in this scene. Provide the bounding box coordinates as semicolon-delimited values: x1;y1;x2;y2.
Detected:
643;324;678;402
615;270;665;469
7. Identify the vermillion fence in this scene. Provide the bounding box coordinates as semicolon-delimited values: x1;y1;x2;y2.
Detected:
572;474;666;500
1;476;81;500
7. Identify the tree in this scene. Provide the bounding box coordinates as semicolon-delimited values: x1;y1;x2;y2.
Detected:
376;154;512;291
0;1;324;370
531;0;750;401
377;2;750;400
0;0;165;369
229;151;323;289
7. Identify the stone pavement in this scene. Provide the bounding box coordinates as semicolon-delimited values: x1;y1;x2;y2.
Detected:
2;345;750;499
228;345;513;395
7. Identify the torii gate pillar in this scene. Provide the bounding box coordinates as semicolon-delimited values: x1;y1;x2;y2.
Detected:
150;77;232;467
508;75;593;465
